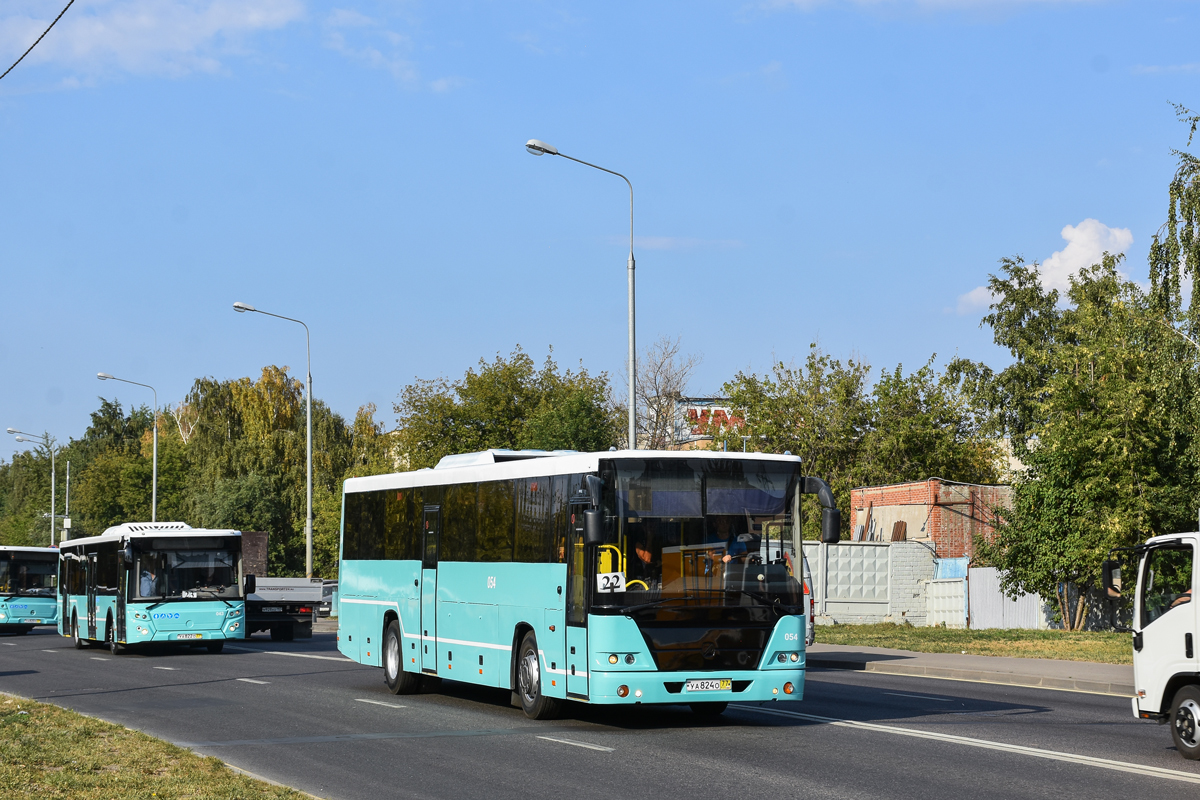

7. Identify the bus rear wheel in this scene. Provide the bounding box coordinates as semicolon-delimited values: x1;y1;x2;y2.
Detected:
516;631;561;720
383;620;420;694
1170;685;1200;760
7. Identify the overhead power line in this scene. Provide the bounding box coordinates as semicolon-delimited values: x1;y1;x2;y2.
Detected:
0;0;76;83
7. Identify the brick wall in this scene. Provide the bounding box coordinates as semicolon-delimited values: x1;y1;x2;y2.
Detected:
850;479;1011;559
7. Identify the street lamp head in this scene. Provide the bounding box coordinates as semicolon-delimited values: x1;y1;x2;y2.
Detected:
97;372;113;381
233;301;255;313
525;139;558;156
14;436;27;443
5;428;15;435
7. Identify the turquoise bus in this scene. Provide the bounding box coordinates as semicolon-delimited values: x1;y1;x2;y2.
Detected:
0;546;60;634
57;522;248;654
337;449;840;719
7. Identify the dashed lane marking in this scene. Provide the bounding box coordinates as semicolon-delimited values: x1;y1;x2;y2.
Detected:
236;678;270;685
355;698;407;709
224;645;351;663
883;692;953;702
536;736;615;753
739;706;1200;785
90;657;109;661
153;666;178;671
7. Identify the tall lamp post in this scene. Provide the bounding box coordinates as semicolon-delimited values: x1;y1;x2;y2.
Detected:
97;373;158;522
525;139;638;450
6;428;57;545
233;302;314;578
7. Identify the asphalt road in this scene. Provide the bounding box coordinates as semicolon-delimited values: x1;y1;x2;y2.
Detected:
3;626;1199;800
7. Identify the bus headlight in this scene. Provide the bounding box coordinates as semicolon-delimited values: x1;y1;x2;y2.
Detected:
777;653;787;663
790;653;799;662
625;654;635;665
609;654;618;664
0;613;6;619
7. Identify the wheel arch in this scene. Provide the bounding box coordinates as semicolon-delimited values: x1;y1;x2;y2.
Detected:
1161;674;1200;714
509;622;535;691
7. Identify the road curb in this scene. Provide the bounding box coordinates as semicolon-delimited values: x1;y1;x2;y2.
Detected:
807;656;1135;697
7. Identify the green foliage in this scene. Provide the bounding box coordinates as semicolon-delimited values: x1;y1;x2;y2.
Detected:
393;347;619;469
704;345;997;538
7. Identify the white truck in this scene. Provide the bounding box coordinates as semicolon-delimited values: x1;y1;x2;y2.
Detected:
1103;532;1198;759
244;577;322;641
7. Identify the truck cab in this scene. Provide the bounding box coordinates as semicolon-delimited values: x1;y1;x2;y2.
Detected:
1114;532;1199;759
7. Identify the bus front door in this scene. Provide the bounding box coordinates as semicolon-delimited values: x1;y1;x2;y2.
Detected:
566;503;589;698
421;507;440;674
86;554;97;639
59;558;69;633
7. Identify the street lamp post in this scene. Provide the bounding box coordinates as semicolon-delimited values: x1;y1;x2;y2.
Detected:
97;373;157;522
525;139;638;450
234;302;314;578
6;428;57;545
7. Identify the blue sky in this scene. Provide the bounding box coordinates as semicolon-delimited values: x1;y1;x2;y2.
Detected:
2;0;1199;445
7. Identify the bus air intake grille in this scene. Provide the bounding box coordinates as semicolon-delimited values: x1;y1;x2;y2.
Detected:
663;682;684;694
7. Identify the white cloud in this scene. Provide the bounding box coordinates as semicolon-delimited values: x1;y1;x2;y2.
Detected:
955;284;994;315
0;0;304;79
956;218;1132;315
1040;218;1132;293
322;7;419;86
1133;63;1200;75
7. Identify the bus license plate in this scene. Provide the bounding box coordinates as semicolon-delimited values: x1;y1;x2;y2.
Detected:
26;619;43;624
176;633;202;640
261;607;282;613
686;679;731;692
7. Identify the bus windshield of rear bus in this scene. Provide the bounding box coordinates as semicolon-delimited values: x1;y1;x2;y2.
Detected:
133;537;242;601
596;458;803;614
0;552;58;597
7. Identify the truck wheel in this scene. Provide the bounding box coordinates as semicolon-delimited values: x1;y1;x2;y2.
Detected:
1171;685;1200;760
270;624;294;642
383;620;420;694
515;631;561;720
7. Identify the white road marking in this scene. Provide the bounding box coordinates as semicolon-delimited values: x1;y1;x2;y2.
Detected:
743;706;1200;785
355;698;407;709
40;649;56;653
90;657;110;661
237;678;270;684
224;645;350;662
536;735;614;753
2;642;17;646
883;692;953;702
153;666;178;671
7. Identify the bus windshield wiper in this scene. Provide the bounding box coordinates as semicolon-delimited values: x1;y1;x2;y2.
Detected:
193;589;232;607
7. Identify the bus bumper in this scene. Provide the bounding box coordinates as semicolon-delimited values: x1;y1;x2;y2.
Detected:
586;667;805;705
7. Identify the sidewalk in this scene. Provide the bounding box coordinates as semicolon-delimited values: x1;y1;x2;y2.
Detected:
806;643;1134;696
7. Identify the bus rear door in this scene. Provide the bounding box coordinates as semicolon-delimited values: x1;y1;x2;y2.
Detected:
421;507;440;674
566;502;589;698
86;553;98;639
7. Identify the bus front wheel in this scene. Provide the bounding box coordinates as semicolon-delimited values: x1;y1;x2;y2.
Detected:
105;618;124;655
206;641;225;654
383;620;420;695
72;615;88;650
516;631;561;720
690;702;728;717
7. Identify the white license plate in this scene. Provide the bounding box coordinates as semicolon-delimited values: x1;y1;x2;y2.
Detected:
686;679;731;692
26;619;43;624
261;607;282;613
176;633;202;640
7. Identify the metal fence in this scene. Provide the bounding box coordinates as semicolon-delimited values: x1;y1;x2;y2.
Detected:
966;567;1049;630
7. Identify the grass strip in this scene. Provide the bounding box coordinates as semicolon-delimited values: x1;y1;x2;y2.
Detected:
0;694;309;799
814;623;1132;664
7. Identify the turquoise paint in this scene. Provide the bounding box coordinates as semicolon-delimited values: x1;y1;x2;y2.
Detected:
0;596;59;628
587;615;655;672
57;592;245;645
420;568;437;671
566;626;589;696
587;667;804;704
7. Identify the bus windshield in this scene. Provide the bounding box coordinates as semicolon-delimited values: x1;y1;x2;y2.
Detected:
596;458;802;614
0;553;58;597
134;537;242;601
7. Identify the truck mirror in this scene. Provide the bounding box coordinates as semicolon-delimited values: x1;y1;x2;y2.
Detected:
1101;560;1121;599
820;508;841;544
583;509;604;546
244;574;257;596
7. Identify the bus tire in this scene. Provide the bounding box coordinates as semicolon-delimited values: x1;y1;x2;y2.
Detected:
516;631;561;720
1170;685;1200;760
105;617;124;655
383;620;420;695
690;702;728;717
72;615;88;650
206;641;225;654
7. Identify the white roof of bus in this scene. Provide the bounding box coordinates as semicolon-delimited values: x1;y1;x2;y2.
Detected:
344;448;803;494
59;522;241;549
0;546;59;554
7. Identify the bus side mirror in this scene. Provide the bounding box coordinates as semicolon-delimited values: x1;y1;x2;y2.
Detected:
583;509;604;546
585;475;603;509
122;543;133;565
1102;560;1121;599
244;574;257;596
820;508;841;544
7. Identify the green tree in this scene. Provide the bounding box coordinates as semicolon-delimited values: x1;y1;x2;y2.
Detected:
394;347;618;469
